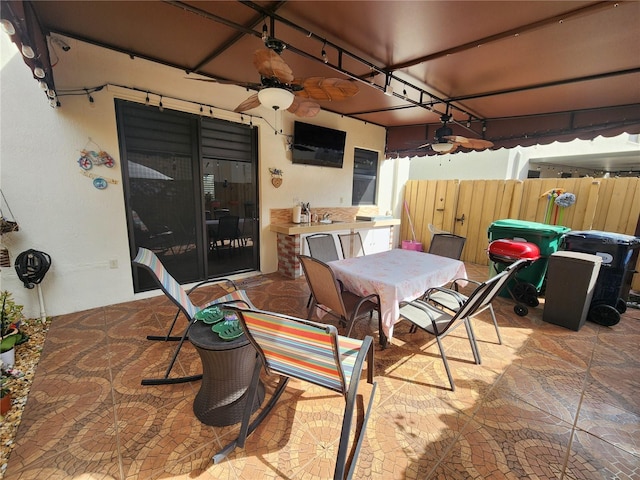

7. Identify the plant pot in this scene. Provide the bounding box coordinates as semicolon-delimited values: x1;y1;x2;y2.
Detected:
1;392;11;414
0;347;15;367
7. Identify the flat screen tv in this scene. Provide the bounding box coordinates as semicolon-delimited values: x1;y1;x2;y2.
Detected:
291;121;346;168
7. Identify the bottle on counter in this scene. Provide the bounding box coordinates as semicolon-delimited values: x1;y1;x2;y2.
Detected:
292;204;302;224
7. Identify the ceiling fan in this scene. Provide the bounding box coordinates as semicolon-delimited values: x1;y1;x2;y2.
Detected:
418;106;494;154
189;37;358;117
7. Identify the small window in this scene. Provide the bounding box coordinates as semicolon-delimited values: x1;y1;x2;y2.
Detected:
352;148;378;205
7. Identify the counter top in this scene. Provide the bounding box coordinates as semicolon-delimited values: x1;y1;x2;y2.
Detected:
269;218;400;235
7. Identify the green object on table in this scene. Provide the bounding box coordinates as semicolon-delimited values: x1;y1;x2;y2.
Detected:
195;306;224;324
211;311;244;340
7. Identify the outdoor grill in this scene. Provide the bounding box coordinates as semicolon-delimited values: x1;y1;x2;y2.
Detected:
488;239;541;316
488;239;541;264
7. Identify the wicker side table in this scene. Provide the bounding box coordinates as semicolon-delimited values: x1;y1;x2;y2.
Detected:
188;319;264;426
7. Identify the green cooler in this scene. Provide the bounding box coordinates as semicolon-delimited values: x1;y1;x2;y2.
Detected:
488;219;570;294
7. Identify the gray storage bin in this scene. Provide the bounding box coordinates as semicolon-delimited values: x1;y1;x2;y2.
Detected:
543;251;602;331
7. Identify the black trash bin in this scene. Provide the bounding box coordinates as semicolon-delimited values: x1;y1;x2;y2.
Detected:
561;230;640;326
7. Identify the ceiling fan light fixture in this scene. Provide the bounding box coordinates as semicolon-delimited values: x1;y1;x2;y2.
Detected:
431;142;454;153
258;87;294;111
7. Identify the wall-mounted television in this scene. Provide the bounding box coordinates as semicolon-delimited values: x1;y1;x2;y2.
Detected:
291;121;347;168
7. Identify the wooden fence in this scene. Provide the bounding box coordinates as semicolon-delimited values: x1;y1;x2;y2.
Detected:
402;177;640;290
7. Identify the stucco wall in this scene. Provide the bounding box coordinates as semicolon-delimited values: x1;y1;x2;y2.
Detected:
0;34;387;318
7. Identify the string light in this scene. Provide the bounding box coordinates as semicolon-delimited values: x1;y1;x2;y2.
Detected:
145;92;150;106
21;44;35;58
158;96;164;112
261;23;268;42
321;41;328;64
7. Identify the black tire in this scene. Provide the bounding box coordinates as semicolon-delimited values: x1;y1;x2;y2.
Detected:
514;304;528;316
512;282;537;303
588;304;620;326
525;295;540;307
616;298;627;314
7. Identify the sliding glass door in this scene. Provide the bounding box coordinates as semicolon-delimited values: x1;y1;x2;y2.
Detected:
116;100;259;292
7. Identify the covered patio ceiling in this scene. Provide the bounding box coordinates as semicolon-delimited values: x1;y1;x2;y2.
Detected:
2;0;640;156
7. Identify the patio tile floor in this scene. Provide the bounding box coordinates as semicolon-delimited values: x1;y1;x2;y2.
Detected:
3;262;639;479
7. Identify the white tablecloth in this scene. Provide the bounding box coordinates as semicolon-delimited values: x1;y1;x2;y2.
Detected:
329;248;467;341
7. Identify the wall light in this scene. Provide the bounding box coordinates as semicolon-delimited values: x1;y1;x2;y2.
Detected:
258;87;294;111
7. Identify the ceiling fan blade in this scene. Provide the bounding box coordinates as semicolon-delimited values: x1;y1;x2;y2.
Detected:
185;77;261;89
233;93;261;113
253;49;294;84
287;97;321;117
295;77;359;101
444;135;494;150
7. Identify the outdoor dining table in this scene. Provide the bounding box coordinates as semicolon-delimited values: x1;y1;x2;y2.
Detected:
328;248;467;346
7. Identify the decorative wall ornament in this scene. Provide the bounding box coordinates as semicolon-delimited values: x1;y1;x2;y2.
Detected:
269;168;283;188
77;138;118;188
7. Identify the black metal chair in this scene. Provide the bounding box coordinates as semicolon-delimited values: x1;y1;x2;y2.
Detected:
213;215;240;256
338;232;365;258
428;233;466;260
306;233;341;262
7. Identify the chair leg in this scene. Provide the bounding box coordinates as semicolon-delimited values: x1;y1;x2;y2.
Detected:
488;305;503;344
141;320;203;385
214;363;290;463
336;337;377;480
146;308;184;342
436;336;455;391
463;319;482;365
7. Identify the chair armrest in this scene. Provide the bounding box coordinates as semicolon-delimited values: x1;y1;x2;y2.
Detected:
450;278;479;292
186;278;237;296
422;286;466;305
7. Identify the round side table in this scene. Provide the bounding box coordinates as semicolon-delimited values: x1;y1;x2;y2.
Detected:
188;318;264;426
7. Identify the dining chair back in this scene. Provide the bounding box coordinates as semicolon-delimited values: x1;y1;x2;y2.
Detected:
306;233;340;262
399;268;510;391
425;258;532;345
299;254;381;337
214;215;240;255
428;233;466;259
338;232;365;258
132;247;251;385
214;306;376;480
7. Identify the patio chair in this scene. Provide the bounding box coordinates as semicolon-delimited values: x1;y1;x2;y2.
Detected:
338;232;365;258
299;255;381;338
424;258;532;345
213;306;376;480
428;233;466;260
306;233;341;262
305;233;341;307
212;215;240;256
399;268;510;391
132;247;252;385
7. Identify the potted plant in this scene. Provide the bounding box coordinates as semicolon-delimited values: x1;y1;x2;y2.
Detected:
1;361;13;415
1;291;26;367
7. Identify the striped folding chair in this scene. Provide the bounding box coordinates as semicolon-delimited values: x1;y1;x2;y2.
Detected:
132;247;253;385
214;306;376;480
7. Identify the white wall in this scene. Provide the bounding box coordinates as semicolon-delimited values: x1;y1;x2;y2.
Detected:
0;34;386;318
407;147;527;180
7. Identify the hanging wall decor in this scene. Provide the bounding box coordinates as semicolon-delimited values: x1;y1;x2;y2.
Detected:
269;168;283;188
77;138;118;189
